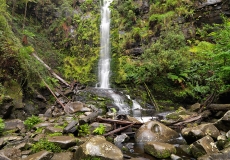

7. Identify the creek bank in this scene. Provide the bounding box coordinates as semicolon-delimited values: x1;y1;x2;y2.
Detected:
1;85;230;159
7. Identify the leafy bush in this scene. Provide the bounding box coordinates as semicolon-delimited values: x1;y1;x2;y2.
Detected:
78;124;90;136
31;139;61;153
24;115;42;130
93;124;106;135
0;118;5;134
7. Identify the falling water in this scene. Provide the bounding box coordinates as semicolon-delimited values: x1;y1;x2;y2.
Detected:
98;0;113;89
97;0;144;114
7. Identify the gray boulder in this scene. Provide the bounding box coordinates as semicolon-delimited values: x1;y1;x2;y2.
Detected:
182;123;220;143
74;136;123;160
47;136;76;149
190;135;219;158
198;147;230;160
214;110;230;132
51;152;73;160
135;121;180;144
23;150;53;160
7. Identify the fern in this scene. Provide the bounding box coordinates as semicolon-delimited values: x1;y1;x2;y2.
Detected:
78;124;90;136
93;124;106;135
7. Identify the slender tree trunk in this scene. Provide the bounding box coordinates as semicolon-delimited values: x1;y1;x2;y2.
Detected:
12;0;16;16
23;1;28;29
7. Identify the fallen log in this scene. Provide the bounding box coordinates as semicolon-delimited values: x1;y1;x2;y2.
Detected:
208;104;230;111
40;76;66;110
31;52;70;87
103;123;135;136
97;117;143;125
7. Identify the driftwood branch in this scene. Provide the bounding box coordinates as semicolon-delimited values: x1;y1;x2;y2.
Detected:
103;123;135;136
31;52;70;87
97;117;143;125
174;115;202;126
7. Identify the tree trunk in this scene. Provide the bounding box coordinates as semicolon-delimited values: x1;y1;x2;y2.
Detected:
12;0;16;16
31;52;70;87
23;1;28;29
208;104;230;111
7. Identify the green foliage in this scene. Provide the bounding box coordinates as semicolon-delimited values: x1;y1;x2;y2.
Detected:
63;56;97;84
0;118;5;135
31;139;61;153
24;115;42;130
93;124;106;135
110;108;117;113
35;127;43;133
78;124;90;137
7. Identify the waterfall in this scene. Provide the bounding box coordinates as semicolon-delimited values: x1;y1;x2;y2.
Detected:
98;0;113;89
97;0;143;115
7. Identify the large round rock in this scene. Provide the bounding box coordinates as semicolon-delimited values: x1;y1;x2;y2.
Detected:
135;121;180;144
74;136;123;160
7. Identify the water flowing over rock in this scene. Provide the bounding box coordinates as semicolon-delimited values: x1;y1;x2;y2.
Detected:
135;121;180;144
74;135;123;160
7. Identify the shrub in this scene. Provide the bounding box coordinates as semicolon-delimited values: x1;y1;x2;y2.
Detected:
0;118;5;134
93;124;106;135
31;139;61;153
24;115;42;130
78;124;90;136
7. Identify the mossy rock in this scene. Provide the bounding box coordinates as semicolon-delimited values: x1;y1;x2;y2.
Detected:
144;142;176;159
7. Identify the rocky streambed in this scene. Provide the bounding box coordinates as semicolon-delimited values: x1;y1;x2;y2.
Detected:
1;87;230;160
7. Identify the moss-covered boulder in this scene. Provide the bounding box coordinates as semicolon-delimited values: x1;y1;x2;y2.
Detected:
144;141;176;159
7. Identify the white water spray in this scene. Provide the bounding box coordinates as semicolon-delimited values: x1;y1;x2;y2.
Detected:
98;0;113;89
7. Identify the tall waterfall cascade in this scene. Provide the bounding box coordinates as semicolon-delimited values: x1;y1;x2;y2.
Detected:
97;0;146;115
98;0;113;89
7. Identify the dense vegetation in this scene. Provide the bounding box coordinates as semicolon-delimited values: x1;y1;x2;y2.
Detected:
0;0;230;107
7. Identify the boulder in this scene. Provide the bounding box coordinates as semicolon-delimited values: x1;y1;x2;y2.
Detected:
45;126;63;134
144;142;176;159
198;147;230;160
214;110;230;131
0;148;21;160
64;101;85;114
4;119;25;132
23;150;53;160
63;120;78;134
216;135;228;149
135;121;180;144
51;152;73;160
74;136;123;160
189;103;201;112
190;135;219;158
47;136;76;149
182;123;220;143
